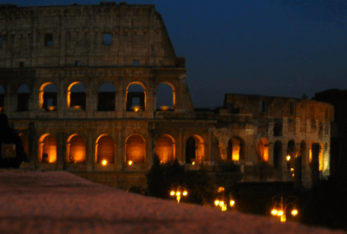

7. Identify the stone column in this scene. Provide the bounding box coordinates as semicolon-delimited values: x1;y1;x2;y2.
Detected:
86;131;94;172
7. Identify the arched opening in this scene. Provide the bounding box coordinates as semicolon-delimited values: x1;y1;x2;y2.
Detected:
287;140;296;165
0;85;4;111
185;135;204;164
97;83;115;111
67;134;86;163
273;141;282;169
227;139;232;161
38;134;57;163
257;138;269;163
156;83;175;111
155;134;175;163
17;84;30;111
309;140;316;164
19;133;30;162
126;83;145;111
125;134;145;164
230;136;245;161
39;82;57;111
273;119;283;136
95;134;114;164
67;82;86;110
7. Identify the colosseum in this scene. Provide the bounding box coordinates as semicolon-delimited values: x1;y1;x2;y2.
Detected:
0;3;333;189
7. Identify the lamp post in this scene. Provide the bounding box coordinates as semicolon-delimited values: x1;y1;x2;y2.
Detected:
170;185;188;203
214;187;236;211
270;195;298;222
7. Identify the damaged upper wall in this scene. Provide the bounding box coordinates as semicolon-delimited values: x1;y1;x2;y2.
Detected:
224;93;334;123
0;3;183;68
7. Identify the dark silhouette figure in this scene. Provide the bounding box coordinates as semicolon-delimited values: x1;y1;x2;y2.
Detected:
0;113;27;168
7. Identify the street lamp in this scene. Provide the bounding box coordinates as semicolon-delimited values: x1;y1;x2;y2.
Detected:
214;187;236;211
170;185;188;203
271;195;298;222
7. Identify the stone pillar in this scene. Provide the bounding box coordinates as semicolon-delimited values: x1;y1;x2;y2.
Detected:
56;131;66;170
268;142;274;165
282;142;288;180
86;131;94;172
294;143;302;190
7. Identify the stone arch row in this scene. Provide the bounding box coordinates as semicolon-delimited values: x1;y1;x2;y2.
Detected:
257;138;329;172
0;81;175;112
25;133;206;165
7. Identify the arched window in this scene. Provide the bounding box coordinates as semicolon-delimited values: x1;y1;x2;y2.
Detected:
156;83;175;111
126;83;145;111
309;140;316;164
185;135;204;164
230;136;245;161
38;134;57;163
155;134;175;163
257;138;269;163
273;141;282;169
67;134;86;163
273;119;283;136
39;83;57;111
98;83;115;111
287;140;295;164
17;84;30;111
0;85;4;111
96;134;114;164
67;82;86;110
125;134;145;164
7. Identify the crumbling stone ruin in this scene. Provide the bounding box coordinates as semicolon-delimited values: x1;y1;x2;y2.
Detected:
0;3;333;189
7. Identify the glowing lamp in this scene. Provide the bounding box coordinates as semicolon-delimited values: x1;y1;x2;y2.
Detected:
101;159;108;166
221;204;227;211
277;210;284;216
183;190;188;196
290;168;294;172
170;191;175;196
280;215;286;223
73;105;82;109
48;106;56;111
192;161;195;165
176;191;181;196
230;199;235;207
214;200;220;206
132;106;141;112
271;209;278;216
128;160;133;166
291;209;298;216
286;155;291;161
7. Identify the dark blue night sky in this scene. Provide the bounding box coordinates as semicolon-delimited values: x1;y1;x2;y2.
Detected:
2;0;347;108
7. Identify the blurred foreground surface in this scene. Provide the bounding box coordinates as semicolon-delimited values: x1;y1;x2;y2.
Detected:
0;170;345;234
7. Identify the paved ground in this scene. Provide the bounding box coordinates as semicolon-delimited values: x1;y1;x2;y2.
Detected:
0;170;345;234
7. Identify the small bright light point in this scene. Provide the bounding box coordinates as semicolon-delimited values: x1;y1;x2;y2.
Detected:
280;215;286;223
183;190;188;196
277;210;284;216
271;209;278;216
128;160;133;166
221;204;227;211
176;191;181;196
230;200;235;207
286;155;291;161
101;159;108;166
290;168;294;171
214;200;220;206
291;209;298;216
170;191;175;196
192;161;195;165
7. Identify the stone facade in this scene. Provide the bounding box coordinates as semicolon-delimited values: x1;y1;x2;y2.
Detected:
0;3;334;190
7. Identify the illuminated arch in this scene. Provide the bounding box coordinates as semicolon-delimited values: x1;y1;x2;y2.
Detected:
230;136;245;161
38;134;57;163
95;134;115;164
155;134;175;163
17;84;30;111
319;142;324;171
185;135;204;164
309;140;315;164
67;82;86;109
126;82;146;111
156;82;175;111
125;134;146;164
66;134;86;163
39;82;57;111
97;83;116;111
257;138;269;163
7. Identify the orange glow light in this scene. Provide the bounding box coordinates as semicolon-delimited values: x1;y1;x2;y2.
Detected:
128;160;133;166
101;159;108;166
